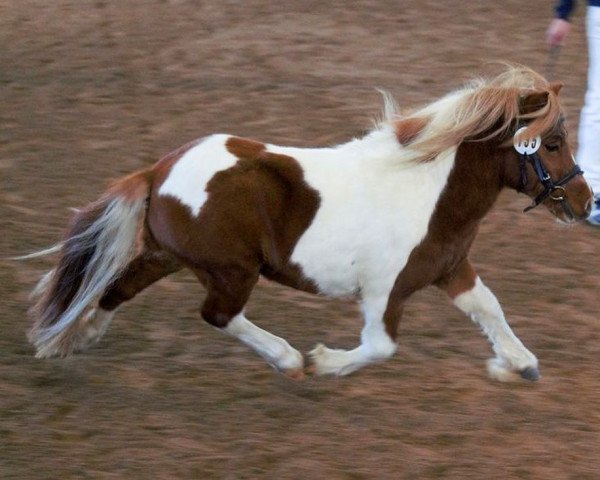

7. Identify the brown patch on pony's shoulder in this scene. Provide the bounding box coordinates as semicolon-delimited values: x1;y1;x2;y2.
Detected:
394;116;429;145
226;136;266;159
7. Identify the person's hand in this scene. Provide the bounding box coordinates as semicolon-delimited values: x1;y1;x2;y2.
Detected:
547;18;571;46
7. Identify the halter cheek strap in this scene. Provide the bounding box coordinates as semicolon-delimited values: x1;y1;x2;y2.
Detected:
514;126;584;216
523;160;583;212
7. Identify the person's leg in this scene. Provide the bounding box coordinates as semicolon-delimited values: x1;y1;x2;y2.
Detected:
578;7;600;217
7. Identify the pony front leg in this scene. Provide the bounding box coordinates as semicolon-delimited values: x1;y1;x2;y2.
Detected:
455;279;540;381
309;296;398;376
439;259;539;382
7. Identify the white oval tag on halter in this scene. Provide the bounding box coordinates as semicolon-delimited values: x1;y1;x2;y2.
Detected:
513;126;541;155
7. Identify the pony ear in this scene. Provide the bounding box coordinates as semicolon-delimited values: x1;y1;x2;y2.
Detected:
550;82;563;95
519;91;549;115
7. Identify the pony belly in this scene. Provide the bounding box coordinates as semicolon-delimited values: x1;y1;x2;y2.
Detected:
293;257;361;298
288;228;413;299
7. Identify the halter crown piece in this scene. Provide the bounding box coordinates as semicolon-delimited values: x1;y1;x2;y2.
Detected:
513;124;583;216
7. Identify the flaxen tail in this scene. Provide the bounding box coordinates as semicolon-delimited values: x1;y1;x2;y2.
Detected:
28;170;151;358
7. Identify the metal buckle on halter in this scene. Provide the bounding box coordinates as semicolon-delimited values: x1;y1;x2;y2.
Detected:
549;185;566;201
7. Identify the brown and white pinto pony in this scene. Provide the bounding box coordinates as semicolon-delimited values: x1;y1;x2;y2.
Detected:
28;67;593;382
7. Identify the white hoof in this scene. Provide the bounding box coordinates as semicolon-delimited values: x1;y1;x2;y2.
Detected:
486;358;541;382
274;347;304;372
308;343;357;376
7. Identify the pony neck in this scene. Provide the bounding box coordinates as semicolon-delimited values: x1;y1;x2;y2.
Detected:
445;141;506;225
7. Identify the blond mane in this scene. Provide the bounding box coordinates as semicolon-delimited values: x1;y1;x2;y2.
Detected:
391;66;563;162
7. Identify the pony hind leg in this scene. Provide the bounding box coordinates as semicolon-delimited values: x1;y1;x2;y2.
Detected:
196;266;305;378
73;250;182;353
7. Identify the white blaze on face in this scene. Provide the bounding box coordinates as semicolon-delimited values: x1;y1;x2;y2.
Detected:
158;134;238;216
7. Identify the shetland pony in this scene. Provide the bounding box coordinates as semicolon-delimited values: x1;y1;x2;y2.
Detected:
27;67;593;382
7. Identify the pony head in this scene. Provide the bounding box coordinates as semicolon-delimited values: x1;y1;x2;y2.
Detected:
504;82;593;223
394;66;594;223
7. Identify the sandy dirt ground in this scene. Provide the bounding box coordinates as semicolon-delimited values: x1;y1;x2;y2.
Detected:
1;1;599;478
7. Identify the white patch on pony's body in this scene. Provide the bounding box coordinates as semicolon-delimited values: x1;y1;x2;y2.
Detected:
158;134;238;216
453;277;538;381
268;126;456;300
224;313;304;373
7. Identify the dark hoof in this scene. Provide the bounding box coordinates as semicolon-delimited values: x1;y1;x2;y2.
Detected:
519;367;541;382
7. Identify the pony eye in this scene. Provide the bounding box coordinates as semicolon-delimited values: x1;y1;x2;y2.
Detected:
545;143;560;152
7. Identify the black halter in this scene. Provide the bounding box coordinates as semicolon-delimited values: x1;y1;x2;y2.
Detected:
515;126;584;216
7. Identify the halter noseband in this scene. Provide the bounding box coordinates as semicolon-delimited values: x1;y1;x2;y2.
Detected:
514;124;583;216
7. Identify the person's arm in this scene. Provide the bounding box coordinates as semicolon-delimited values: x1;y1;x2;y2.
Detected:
547;0;577;46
